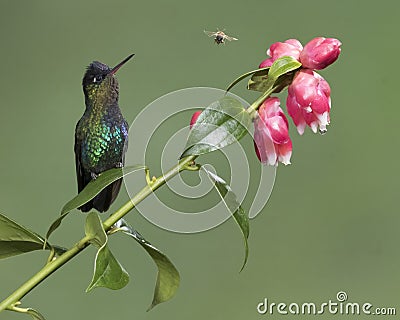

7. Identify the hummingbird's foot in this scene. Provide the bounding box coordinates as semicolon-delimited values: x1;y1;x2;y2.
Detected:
115;162;123;168
91;172;99;180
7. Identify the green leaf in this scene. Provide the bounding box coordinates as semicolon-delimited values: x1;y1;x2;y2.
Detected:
248;56;301;93
202;168;249;271
86;245;129;292
248;69;297;93
114;220;180;310
0;212;49;259
226;66;270;92
271;70;297;94
62;165;147;215
267;56;301;81
248;68;270;92
227;57;301;95
85;213;129;292
181;96;251;158
46;165;146;241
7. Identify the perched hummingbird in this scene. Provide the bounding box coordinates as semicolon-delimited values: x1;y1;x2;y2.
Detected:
74;54;134;212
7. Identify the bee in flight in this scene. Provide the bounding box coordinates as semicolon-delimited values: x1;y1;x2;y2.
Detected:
204;29;238;45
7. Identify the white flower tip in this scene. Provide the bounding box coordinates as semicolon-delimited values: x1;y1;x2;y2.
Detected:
297;123;306;135
310;122;318;133
279;153;292;165
263;161;278;167
318;122;328;134
316;111;329;126
267;158;277;166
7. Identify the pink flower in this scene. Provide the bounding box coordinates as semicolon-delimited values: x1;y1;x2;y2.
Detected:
286;69;331;135
259;39;303;68
190;111;202;129
300;37;341;70
253;97;292;166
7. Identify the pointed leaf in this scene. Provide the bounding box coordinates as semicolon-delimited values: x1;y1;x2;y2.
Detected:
202;168;249;271
62;164;147;215
226;66;270;92
85;213;129;291
0;212;51;259
46;165;146;241
267;56;301;81
86;244;129;292
181;96;251;158
248;69;297;93
248;57;301;92
113;220;179;310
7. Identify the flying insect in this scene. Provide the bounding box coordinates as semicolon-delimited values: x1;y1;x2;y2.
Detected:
204;30;238;45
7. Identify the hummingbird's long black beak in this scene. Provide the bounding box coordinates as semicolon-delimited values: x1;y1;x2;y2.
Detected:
110;53;135;75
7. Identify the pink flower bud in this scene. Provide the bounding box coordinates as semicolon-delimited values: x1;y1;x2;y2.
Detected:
286;69;331;135
259;58;273;68
254;97;292;166
299;37;341;70
259;39;303;68
190;111;202;129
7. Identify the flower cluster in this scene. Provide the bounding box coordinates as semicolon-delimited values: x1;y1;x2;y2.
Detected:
255;37;341;166
188;37;341;167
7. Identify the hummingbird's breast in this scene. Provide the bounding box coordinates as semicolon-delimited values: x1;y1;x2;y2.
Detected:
77;108;128;173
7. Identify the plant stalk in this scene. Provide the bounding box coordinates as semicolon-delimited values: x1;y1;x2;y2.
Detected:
0;155;196;313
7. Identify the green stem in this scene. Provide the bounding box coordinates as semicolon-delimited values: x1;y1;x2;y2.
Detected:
246;85;277;116
0;155;196;313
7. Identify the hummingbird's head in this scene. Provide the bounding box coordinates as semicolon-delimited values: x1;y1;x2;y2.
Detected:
82;54;134;105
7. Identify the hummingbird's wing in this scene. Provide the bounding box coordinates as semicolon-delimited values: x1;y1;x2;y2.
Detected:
122;119;129;161
74;140;84;192
74;126;94;212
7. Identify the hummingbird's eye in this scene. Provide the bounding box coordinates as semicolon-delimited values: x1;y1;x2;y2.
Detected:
93;75;103;83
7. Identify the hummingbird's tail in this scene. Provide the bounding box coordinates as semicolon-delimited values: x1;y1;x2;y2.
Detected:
93;178;123;212
79;178;123;213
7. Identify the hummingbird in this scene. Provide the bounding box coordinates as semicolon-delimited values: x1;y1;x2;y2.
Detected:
74;54;134;212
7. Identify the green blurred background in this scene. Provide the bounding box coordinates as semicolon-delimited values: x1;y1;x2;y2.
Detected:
0;0;399;319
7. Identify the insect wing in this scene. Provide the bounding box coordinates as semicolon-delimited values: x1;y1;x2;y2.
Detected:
204;30;217;37
224;35;238;42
